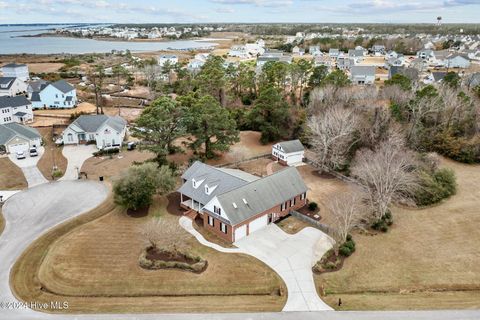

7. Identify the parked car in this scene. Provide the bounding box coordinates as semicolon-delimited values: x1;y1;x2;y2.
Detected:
16;151;26;159
29;147;38;157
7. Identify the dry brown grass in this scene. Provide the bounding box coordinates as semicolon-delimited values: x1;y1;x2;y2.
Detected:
37;127;67;180
27;63;65;73
0;157;27;190
276;215;311;235
80;149;154;182
0;208;4;236
34;102;96;116
315;158;480;310
12;194;286;313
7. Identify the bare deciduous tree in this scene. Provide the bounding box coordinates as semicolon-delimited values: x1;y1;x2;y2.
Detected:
308;106;359;170
140;218;187;252
327;191;367;253
351;135;418;221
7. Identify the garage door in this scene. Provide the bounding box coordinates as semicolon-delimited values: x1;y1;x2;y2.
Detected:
249;215;268;234
234;225;247;242
8;142;29;154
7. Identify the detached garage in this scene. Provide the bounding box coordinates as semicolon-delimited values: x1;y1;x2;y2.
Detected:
0;123;41;154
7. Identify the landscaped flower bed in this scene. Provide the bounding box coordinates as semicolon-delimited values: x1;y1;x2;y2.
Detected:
139;246;208;273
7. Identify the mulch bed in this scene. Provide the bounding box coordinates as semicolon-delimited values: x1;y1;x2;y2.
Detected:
312;251;346;275
127;206;150;218
298;205;322;221
146;247;198;265
166;192;187;216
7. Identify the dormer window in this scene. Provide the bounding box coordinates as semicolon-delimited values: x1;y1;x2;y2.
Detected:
204;184;217;195
192;178;205;189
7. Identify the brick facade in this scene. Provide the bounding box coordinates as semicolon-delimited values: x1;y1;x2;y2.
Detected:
202;192;307;242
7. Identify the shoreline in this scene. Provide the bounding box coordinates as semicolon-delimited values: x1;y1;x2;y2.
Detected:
18;32;205;43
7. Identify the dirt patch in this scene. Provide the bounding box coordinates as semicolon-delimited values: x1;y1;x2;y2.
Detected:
166;192;186;216
297;204;322;221
127;206;150;218
275;215;311;235
313;170;336;179
28;62;65;73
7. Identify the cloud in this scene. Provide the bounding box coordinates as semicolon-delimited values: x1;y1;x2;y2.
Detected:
215;7;235;13
211;0;293;8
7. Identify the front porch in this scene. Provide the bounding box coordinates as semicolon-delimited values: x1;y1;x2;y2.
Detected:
179;193;204;212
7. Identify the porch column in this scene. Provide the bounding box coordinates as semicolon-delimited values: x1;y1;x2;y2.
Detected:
180;193;183;203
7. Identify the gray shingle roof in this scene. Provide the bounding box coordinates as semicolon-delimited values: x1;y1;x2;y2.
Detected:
71;115;126;133
31;92;41;102
28;79;49;92
216;167;308;225
0;96;31;109
178;161;253;206
0;123;40;145
277;139;304;153
0;77;16;89
2;63;26;68
50;80;74;94
351;66;376;77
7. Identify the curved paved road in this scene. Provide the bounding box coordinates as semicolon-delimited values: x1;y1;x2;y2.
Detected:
1;183;479;319
0;180;108;319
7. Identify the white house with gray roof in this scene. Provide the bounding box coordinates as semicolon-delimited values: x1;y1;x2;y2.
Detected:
272;139;305;166
59;114;127;149
0;123;41;154
0;96;33;124
30;79;77;109
1;63;29;82
350;66;376;85
0;77;27;97
178;161;308;242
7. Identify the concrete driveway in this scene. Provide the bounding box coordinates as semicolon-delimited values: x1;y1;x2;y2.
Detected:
180;216;334;312
0;180;108;319
8;146;48;187
234;224;334;311
59;145;96;180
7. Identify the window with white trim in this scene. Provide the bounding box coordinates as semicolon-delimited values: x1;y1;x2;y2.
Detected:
208;215;214;227
301;192;306;200
220;222;227;234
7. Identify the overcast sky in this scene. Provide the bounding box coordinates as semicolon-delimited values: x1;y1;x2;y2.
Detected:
0;0;479;24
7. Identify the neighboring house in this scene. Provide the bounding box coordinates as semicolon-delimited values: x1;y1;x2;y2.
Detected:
445;54;471;69
337;56;354;70
410;58;427;72
158;55;178;67
314;55;334;70
309;46;321;56
256;51;292;67
417;49;434;60
178;161;308;242
329;48;340;59
371;45;386;56
271;140;305;166
60;115;127;149
0;96;33;124
0;122;41;154
1;63;29;82
350;66;376;85
0;77;27;97
30;79;77;109
388;66;419;81
348;49;366;62
292;46;305;56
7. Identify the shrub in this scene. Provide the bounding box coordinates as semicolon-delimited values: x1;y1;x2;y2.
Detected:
52;170;63;179
372;211;393;232
139;247;207;273
93;147;120;157
113;163;175;210
308;202;318;211
414;168;457;206
339;246;351;257
339;238;356;257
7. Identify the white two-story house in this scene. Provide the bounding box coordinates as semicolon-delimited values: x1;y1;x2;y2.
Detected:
0;77;28;97
30;80;77;109
59;114;127;149
272;140;305;166
1;63;29;82
158;55;178;67
0;96;33;124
